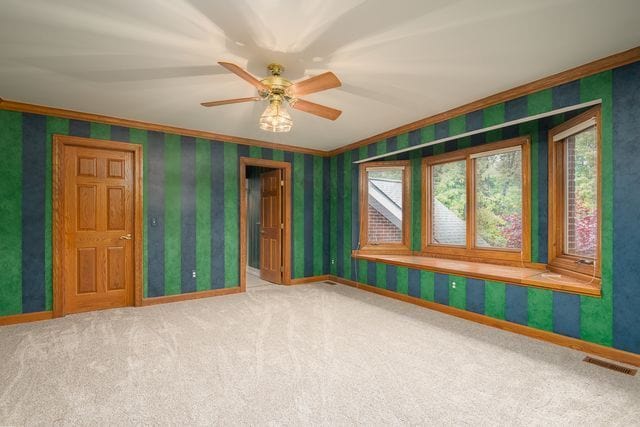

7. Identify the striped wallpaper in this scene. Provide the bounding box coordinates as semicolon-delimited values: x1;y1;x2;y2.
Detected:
0;61;638;356
330;61;640;355
0;113;329;314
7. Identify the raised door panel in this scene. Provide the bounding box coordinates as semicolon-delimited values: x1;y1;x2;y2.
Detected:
107;159;124;178
107;246;125;290
77;185;97;230
78;157;97;177
107;187;126;230
77;247;97;294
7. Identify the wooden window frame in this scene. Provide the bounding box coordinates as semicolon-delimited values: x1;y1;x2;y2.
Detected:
548;106;602;279
422;137;531;265
358;160;412;254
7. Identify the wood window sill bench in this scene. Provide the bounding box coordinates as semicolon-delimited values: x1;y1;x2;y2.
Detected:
352;253;601;297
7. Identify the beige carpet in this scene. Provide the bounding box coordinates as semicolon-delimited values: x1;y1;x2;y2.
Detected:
1;283;638;426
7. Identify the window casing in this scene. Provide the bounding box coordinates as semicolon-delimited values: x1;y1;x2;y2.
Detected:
548;106;601;279
359;160;411;253
422;137;531;264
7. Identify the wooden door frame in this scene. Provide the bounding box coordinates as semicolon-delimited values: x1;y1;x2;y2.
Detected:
52;135;143;317
239;157;292;291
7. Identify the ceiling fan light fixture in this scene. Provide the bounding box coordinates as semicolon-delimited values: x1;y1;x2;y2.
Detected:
259;99;292;132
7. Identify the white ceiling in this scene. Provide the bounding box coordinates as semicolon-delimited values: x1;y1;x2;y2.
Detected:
1;0;639;151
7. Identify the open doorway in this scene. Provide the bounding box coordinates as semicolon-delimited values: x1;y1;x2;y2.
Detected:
239;157;291;291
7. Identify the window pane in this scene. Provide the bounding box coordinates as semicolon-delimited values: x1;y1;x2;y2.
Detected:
565;126;597;258
431;160;466;245
474;148;522;249
367;168;403;243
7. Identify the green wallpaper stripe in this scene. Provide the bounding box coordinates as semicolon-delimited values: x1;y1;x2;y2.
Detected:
420;271;435;301
527;89;553;115
485;281;506;320
421;125;435;145
343;151;352;279
45;117;68;310
397;133;409;150
358;259;367;283
329;156;337;275
223;143;239;287
195;138;212;291
272;149;284;161
397;267;408;295
527;288;553;331
410;152;422;251
450;115;466;136
90;122;110;140
313;156;323;276
249;145;261;158
293;153;304;278
579;71;614;346
448;276;466;310
0;110;23;316
164;134;182;295
483;103;504;142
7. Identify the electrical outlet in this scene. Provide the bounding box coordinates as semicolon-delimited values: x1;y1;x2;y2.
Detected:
192;270;196;278
451;281;456;289
331;258;336;265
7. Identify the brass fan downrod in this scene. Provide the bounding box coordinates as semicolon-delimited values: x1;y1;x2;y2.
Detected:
267;63;284;76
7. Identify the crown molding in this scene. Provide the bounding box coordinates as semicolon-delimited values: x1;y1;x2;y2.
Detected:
328;45;640;157
0;99;327;157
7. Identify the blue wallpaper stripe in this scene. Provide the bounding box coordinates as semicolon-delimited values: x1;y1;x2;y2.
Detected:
21;114;46;312
180;136;197;293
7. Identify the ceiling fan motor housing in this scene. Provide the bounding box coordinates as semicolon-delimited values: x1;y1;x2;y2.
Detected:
261;67;294;101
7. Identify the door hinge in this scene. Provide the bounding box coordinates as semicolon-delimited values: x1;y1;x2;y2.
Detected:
280;266;284;272
280;223;284;229
280;180;284;186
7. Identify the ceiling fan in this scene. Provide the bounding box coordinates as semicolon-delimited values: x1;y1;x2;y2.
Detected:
201;62;342;133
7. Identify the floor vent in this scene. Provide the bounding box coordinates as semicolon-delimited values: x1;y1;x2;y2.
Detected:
323;281;337;285
583;356;637;376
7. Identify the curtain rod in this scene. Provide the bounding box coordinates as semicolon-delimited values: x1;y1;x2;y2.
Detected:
354;99;602;164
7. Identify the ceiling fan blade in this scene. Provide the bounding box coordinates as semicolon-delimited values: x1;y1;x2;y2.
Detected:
218;62;268;92
291;99;342;121
200;97;261;107
288;72;341;97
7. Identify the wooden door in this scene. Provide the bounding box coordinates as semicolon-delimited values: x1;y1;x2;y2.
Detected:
259;169;283;283
61;145;134;314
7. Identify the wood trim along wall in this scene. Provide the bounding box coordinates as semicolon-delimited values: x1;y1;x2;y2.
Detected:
328;46;640;156
239;157;293;290
0;99;326;157
140;287;242;306
52;135;144;317
289;275;331;285
0;311;53;326
329;275;640;367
